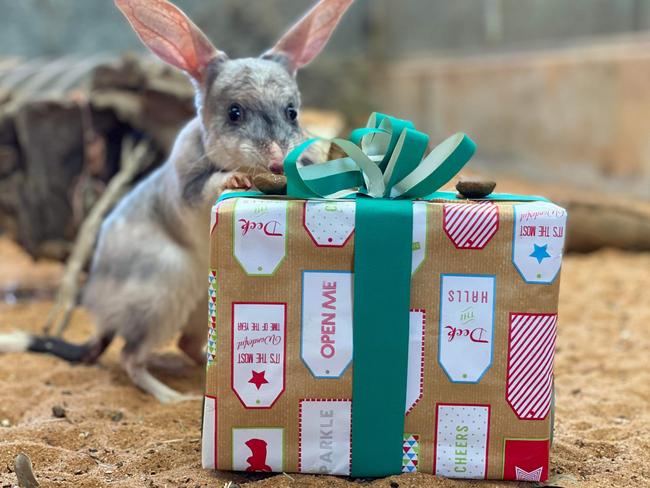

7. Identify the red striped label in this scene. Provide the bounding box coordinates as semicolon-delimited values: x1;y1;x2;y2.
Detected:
506;313;557;420
443;202;499;250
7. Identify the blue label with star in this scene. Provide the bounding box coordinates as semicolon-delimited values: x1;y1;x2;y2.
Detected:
512;202;567;284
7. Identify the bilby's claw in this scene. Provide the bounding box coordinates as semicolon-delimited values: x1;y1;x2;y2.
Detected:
222;173;253;191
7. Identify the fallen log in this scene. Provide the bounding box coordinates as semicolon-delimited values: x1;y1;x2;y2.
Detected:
561;199;650;253
0;55;192;258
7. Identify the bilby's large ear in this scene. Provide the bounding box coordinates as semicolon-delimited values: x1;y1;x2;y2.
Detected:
265;0;353;74
115;0;226;83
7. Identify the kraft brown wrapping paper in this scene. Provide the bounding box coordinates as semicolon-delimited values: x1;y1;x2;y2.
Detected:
203;196;566;481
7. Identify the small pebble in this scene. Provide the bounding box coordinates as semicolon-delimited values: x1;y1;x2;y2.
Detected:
1;419;11;427
456;178;496;199
52;405;66;418
110;411;124;422
390;482;400;488
253;173;287;195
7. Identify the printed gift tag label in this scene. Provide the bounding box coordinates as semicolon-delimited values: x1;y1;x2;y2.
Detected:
233;428;283;472
434;404;490;479
304;201;355;247
405;310;425;414
201;396;217;470
443;202;499;249
503;439;549;481
231;303;286;408
439;275;495;383
299;400;352;475
512;202;567;284
412;202;427;274
506;313;557;420
301;272;353;378
234;198;287;275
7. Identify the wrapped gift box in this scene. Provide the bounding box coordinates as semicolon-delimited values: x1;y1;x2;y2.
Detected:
202;114;567;481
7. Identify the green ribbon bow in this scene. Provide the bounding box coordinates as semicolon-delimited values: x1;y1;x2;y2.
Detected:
284;112;477;200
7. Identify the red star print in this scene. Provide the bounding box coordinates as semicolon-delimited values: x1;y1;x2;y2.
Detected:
248;370;269;390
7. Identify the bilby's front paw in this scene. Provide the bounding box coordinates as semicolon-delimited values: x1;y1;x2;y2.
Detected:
222;172;253;191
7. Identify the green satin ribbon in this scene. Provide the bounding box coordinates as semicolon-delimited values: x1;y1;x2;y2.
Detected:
351;197;413;476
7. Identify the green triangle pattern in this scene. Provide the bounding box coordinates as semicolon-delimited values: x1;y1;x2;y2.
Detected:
402;433;420;473
207;269;218;366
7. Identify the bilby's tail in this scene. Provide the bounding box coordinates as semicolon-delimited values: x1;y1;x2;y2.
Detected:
0;330;115;364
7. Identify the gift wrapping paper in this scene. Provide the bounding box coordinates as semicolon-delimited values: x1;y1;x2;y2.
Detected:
202;194;567;481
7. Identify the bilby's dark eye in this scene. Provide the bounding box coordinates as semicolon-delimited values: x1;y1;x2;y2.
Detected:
285;104;298;122
228;103;243;124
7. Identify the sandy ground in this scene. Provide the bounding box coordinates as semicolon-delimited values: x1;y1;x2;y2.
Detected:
0;234;649;488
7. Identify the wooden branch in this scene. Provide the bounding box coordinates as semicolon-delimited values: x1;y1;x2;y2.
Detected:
15;453;40;488
43;137;155;336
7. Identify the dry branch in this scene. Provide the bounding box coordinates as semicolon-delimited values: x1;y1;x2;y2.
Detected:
43;137;155;336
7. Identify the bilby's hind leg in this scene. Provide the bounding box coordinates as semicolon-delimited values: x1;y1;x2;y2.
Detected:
123;349;199;404
178;333;206;367
178;296;208;366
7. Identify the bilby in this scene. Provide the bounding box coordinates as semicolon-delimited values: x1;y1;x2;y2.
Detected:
0;0;353;403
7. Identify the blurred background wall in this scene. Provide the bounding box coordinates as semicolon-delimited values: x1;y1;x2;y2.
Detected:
3;1;650;57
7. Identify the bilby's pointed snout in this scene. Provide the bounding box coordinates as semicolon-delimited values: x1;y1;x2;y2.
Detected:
268;142;285;174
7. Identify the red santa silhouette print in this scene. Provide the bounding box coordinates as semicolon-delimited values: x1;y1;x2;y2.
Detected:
245;438;272;472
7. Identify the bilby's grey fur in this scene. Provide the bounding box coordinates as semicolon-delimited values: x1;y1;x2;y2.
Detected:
83;60;304;403
0;0;353;403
